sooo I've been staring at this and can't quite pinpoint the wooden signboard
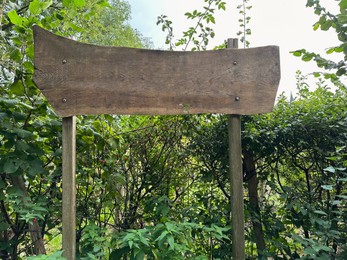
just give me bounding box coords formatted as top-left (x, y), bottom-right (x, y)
top-left (33, 26), bottom-right (280, 117)
top-left (33, 26), bottom-right (280, 260)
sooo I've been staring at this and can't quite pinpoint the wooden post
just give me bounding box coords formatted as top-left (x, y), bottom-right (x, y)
top-left (62, 116), bottom-right (76, 260)
top-left (227, 38), bottom-right (245, 259)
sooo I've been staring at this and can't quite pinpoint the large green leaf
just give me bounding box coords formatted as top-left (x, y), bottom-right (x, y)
top-left (28, 158), bottom-right (45, 176)
top-left (13, 128), bottom-right (34, 138)
top-left (29, 0), bottom-right (42, 15)
top-left (7, 10), bottom-right (23, 26)
top-left (3, 160), bottom-right (20, 174)
top-left (29, 0), bottom-right (53, 15)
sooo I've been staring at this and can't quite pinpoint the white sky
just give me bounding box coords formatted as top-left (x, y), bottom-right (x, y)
top-left (126, 0), bottom-right (342, 96)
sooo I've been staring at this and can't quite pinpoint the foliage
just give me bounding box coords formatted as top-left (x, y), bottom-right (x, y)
top-left (78, 223), bottom-right (109, 259)
top-left (0, 0), bottom-right (147, 258)
top-left (242, 76), bottom-right (347, 258)
top-left (1, 0), bottom-right (347, 259)
top-left (110, 221), bottom-right (230, 259)
top-left (157, 0), bottom-right (226, 50)
top-left (237, 0), bottom-right (252, 47)
top-left (26, 250), bottom-right (65, 260)
top-left (292, 0), bottom-right (347, 83)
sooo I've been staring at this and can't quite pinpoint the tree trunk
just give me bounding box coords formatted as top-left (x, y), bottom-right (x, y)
top-left (10, 175), bottom-right (46, 255)
top-left (243, 151), bottom-right (266, 258)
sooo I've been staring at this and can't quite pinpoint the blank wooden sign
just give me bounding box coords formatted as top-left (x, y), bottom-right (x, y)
top-left (33, 26), bottom-right (280, 117)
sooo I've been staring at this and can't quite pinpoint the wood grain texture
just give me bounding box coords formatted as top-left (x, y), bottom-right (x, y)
top-left (62, 116), bottom-right (76, 260)
top-left (228, 115), bottom-right (245, 259)
top-left (33, 26), bottom-right (280, 117)
top-left (227, 38), bottom-right (245, 260)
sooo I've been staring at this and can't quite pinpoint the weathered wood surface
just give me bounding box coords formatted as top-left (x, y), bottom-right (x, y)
top-left (33, 26), bottom-right (280, 117)
top-left (62, 116), bottom-right (76, 260)
top-left (229, 115), bottom-right (244, 259)
top-left (227, 38), bottom-right (245, 260)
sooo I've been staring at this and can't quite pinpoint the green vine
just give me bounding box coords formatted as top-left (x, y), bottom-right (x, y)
top-left (237, 0), bottom-right (252, 48)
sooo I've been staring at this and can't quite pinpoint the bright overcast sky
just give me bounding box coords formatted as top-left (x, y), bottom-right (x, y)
top-left (126, 0), bottom-right (342, 96)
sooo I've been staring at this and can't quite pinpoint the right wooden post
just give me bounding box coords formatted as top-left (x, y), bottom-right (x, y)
top-left (227, 38), bottom-right (245, 259)
top-left (62, 116), bottom-right (76, 260)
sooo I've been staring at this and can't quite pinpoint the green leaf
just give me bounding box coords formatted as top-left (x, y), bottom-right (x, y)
top-left (16, 140), bottom-right (30, 151)
top-left (314, 210), bottom-right (327, 216)
top-left (10, 48), bottom-right (22, 61)
top-left (302, 53), bottom-right (314, 62)
top-left (7, 10), bottom-right (23, 26)
top-left (13, 128), bottom-right (34, 138)
top-left (0, 97), bottom-right (19, 105)
top-left (324, 166), bottom-right (335, 173)
top-left (42, 0), bottom-right (53, 11)
top-left (155, 230), bottom-right (168, 242)
top-left (292, 51), bottom-right (303, 57)
top-left (316, 245), bottom-right (332, 252)
top-left (28, 159), bottom-right (45, 176)
top-left (336, 68), bottom-right (346, 76)
top-left (19, 101), bottom-right (34, 110)
top-left (3, 160), bottom-right (20, 174)
top-left (313, 22), bottom-right (320, 31)
top-left (340, 0), bottom-right (347, 9)
top-left (304, 247), bottom-right (317, 255)
top-left (326, 48), bottom-right (335, 54)
top-left (139, 234), bottom-right (149, 246)
top-left (321, 20), bottom-right (332, 31)
top-left (10, 81), bottom-right (24, 95)
top-left (73, 0), bottom-right (86, 7)
top-left (29, 0), bottom-right (42, 15)
top-left (135, 251), bottom-right (145, 260)
top-left (167, 235), bottom-right (175, 250)
top-left (321, 185), bottom-right (333, 190)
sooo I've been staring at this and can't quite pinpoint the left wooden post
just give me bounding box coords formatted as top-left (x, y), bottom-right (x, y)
top-left (62, 116), bottom-right (76, 260)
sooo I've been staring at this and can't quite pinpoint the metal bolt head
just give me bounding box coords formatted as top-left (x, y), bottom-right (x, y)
top-left (235, 96), bottom-right (240, 101)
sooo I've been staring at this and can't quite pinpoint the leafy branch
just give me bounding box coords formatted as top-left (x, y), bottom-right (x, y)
top-left (157, 0), bottom-right (226, 51)
top-left (237, 0), bottom-right (252, 48)
top-left (292, 0), bottom-right (347, 84)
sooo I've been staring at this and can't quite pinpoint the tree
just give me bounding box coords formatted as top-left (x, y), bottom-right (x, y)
top-left (0, 0), bottom-right (146, 257)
